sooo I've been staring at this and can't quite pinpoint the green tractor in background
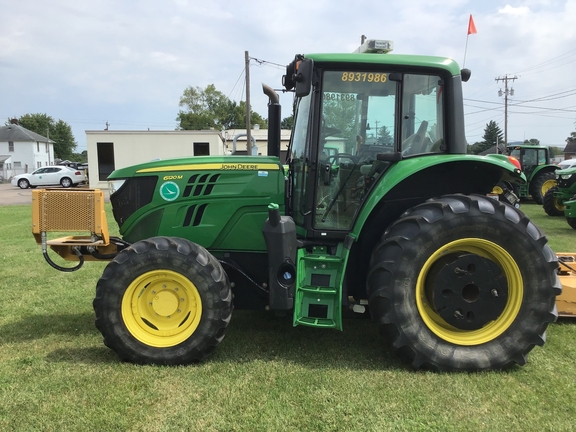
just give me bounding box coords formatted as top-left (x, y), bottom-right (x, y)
top-left (33, 40), bottom-right (560, 372)
top-left (544, 166), bottom-right (576, 229)
top-left (506, 145), bottom-right (558, 204)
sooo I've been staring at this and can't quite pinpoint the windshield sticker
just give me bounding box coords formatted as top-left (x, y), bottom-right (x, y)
top-left (341, 72), bottom-right (387, 83)
top-left (159, 181), bottom-right (180, 201)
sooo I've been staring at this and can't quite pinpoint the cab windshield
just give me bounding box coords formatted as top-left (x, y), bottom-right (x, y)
top-left (290, 69), bottom-right (445, 232)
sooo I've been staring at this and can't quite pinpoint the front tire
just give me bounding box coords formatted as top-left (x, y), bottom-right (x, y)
top-left (543, 186), bottom-right (565, 216)
top-left (93, 236), bottom-right (232, 365)
top-left (367, 194), bottom-right (560, 371)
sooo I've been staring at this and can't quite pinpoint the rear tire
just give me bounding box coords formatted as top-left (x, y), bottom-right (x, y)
top-left (367, 194), bottom-right (559, 371)
top-left (18, 179), bottom-right (30, 189)
top-left (60, 177), bottom-right (72, 188)
top-left (543, 186), bottom-right (565, 216)
top-left (93, 236), bottom-right (232, 365)
top-left (529, 172), bottom-right (556, 204)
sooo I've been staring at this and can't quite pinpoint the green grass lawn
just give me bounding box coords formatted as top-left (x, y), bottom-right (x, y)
top-left (1, 202), bottom-right (576, 431)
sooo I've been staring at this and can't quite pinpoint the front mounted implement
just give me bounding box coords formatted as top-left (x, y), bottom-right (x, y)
top-left (557, 253), bottom-right (576, 317)
top-left (32, 188), bottom-right (124, 271)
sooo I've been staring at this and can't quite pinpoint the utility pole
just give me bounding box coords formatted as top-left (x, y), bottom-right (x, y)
top-left (245, 51), bottom-right (252, 153)
top-left (495, 75), bottom-right (517, 146)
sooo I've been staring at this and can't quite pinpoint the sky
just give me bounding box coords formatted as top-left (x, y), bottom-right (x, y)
top-left (1, 0), bottom-right (575, 153)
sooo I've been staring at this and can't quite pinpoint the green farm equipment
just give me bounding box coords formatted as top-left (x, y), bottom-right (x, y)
top-left (543, 166), bottom-right (576, 217)
top-left (32, 39), bottom-right (560, 372)
top-left (506, 145), bottom-right (558, 204)
top-left (551, 165), bottom-right (576, 228)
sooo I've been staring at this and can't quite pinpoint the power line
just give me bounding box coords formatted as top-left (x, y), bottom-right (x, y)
top-left (249, 57), bottom-right (284, 69)
top-left (511, 47), bottom-right (576, 75)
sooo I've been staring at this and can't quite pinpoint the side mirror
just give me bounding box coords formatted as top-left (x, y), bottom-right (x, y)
top-left (294, 59), bottom-right (314, 97)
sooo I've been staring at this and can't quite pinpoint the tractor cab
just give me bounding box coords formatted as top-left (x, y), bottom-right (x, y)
top-left (507, 145), bottom-right (551, 179)
top-left (282, 42), bottom-right (470, 239)
top-left (506, 145), bottom-right (557, 203)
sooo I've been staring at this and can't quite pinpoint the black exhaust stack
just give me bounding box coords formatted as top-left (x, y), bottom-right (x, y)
top-left (263, 84), bottom-right (281, 158)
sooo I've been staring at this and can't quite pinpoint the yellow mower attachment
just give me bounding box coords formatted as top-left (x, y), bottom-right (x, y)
top-left (32, 188), bottom-right (118, 271)
top-left (557, 253), bottom-right (576, 317)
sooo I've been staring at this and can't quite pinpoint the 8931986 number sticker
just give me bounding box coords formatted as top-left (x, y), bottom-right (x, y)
top-left (324, 93), bottom-right (356, 101)
top-left (342, 72), bottom-right (387, 83)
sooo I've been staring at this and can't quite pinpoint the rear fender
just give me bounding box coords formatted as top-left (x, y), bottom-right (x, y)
top-left (344, 155), bottom-right (523, 299)
top-left (351, 154), bottom-right (524, 238)
top-left (528, 165), bottom-right (557, 181)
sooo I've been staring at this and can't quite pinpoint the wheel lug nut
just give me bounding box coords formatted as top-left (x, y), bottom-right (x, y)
top-left (491, 289), bottom-right (499, 297)
top-left (454, 310), bottom-right (464, 319)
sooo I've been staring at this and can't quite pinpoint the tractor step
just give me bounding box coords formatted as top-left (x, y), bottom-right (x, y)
top-left (293, 246), bottom-right (343, 330)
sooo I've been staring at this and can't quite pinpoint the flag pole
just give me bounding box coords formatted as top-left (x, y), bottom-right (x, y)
top-left (463, 34), bottom-right (470, 67)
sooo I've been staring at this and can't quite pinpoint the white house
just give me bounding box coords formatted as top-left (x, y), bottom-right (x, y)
top-left (85, 128), bottom-right (292, 188)
top-left (0, 121), bottom-right (55, 180)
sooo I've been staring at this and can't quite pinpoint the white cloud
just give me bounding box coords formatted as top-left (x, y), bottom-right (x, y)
top-left (499, 4), bottom-right (531, 15)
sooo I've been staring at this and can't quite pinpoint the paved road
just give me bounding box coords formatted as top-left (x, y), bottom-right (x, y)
top-left (0, 182), bottom-right (35, 205)
top-left (0, 183), bottom-right (109, 206)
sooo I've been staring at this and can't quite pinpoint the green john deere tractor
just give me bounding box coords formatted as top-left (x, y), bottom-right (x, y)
top-left (32, 39), bottom-right (560, 372)
top-left (543, 166), bottom-right (576, 217)
top-left (544, 165), bottom-right (576, 229)
top-left (506, 145), bottom-right (558, 204)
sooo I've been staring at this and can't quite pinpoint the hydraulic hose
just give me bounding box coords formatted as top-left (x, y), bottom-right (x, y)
top-left (43, 246), bottom-right (84, 272)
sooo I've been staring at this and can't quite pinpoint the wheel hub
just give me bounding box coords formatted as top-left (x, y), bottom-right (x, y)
top-left (426, 253), bottom-right (508, 330)
top-left (152, 290), bottom-right (180, 317)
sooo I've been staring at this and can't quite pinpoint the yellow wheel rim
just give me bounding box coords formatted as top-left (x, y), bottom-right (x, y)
top-left (416, 239), bottom-right (523, 346)
top-left (541, 179), bottom-right (556, 196)
top-left (491, 185), bottom-right (504, 195)
top-left (121, 270), bottom-right (202, 347)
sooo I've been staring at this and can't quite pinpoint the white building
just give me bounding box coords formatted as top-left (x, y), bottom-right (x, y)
top-left (86, 130), bottom-right (226, 188)
top-left (223, 127), bottom-right (291, 160)
top-left (0, 122), bottom-right (55, 180)
top-left (85, 128), bottom-right (292, 188)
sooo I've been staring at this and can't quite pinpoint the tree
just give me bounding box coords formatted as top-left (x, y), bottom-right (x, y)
top-left (469, 121), bottom-right (504, 154)
top-left (549, 146), bottom-right (563, 157)
top-left (524, 138), bottom-right (540, 145)
top-left (177, 84), bottom-right (266, 131)
top-left (9, 113), bottom-right (77, 160)
top-left (281, 115), bottom-right (294, 129)
top-left (566, 131), bottom-right (576, 145)
top-left (377, 125), bottom-right (393, 145)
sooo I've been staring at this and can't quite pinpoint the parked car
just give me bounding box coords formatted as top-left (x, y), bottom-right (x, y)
top-left (11, 166), bottom-right (87, 189)
top-left (558, 159), bottom-right (576, 170)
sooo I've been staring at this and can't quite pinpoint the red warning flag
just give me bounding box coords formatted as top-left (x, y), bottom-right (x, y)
top-left (468, 14), bottom-right (477, 35)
